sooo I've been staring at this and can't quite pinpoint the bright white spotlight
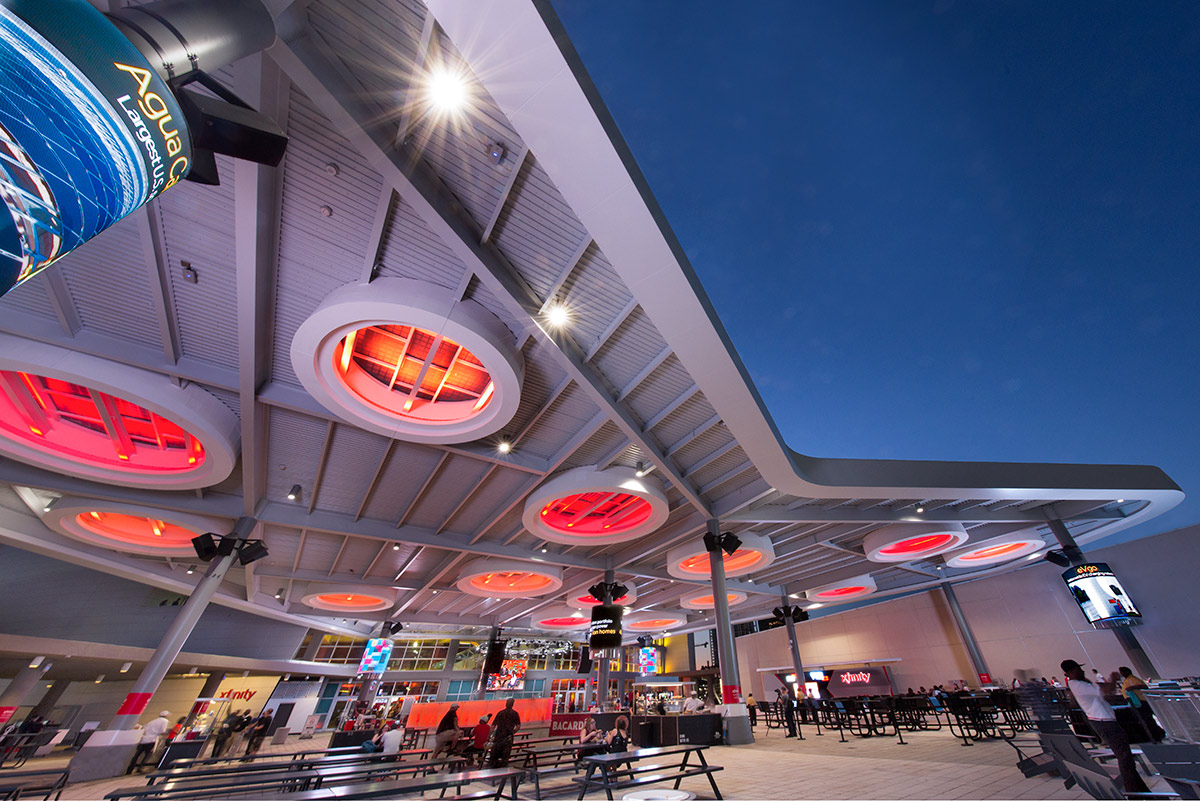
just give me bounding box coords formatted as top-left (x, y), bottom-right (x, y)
top-left (426, 65), bottom-right (470, 113)
top-left (497, 441), bottom-right (512, 454)
top-left (545, 304), bottom-right (570, 328)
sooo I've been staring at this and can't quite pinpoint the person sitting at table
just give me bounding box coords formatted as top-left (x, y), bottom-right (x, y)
top-left (576, 717), bottom-right (606, 762)
top-left (430, 704), bottom-right (461, 761)
top-left (464, 715), bottom-right (490, 765)
top-left (605, 715), bottom-right (630, 753)
top-left (376, 722), bottom-right (405, 757)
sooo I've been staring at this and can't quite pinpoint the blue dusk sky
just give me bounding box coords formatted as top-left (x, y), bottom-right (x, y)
top-left (551, 0), bottom-right (1200, 541)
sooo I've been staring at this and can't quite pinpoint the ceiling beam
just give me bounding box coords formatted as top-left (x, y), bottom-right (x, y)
top-left (537, 233), bottom-right (590, 311)
top-left (307, 421), bottom-right (337, 514)
top-left (360, 187), bottom-right (396, 282)
top-left (134, 201), bottom-right (180, 364)
top-left (42, 270), bottom-right (81, 337)
top-left (481, 147), bottom-right (530, 245)
top-left (584, 298), bottom-right (637, 362)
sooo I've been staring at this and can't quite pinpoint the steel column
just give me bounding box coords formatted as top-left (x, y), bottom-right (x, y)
top-left (941, 582), bottom-right (992, 686)
top-left (706, 519), bottom-right (753, 744)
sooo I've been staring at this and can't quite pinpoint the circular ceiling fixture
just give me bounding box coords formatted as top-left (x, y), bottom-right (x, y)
top-left (564, 579), bottom-right (638, 610)
top-left (624, 613), bottom-right (687, 633)
top-left (666, 532), bottom-right (775, 580)
top-left (43, 498), bottom-right (227, 558)
top-left (301, 585), bottom-right (396, 613)
top-left (529, 605), bottom-right (590, 632)
top-left (0, 336), bottom-right (239, 488)
top-left (456, 557), bottom-right (562, 598)
top-left (805, 575), bottom-right (878, 603)
top-left (863, 523), bottom-right (969, 563)
top-left (523, 466), bottom-right (669, 546)
top-left (291, 279), bottom-right (523, 444)
top-left (679, 588), bottom-right (748, 610)
top-left (943, 533), bottom-right (1045, 569)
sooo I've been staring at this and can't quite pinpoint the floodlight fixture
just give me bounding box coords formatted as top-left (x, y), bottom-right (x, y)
top-left (237, 540), bottom-right (269, 565)
top-left (274, 588), bottom-right (284, 600)
top-left (192, 532), bottom-right (218, 561)
top-left (288, 484), bottom-right (302, 502)
top-left (1043, 550), bottom-right (1073, 568)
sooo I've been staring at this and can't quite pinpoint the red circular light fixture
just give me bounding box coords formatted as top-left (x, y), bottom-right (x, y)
top-left (0, 338), bottom-right (238, 488)
top-left (564, 579), bottom-right (638, 610)
top-left (944, 535), bottom-right (1045, 569)
top-left (531, 605), bottom-right (590, 631)
top-left (302, 585), bottom-right (395, 612)
top-left (456, 557), bottom-right (562, 598)
top-left (805, 575), bottom-right (878, 603)
top-left (43, 499), bottom-right (228, 557)
top-left (667, 532), bottom-right (775, 580)
top-left (680, 589), bottom-right (747, 610)
top-left (291, 279), bottom-right (523, 444)
top-left (523, 466), bottom-right (669, 546)
top-left (864, 524), bottom-right (968, 563)
top-left (625, 613), bottom-right (686, 632)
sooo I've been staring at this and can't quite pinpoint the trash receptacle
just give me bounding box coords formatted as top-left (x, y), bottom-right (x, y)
top-left (636, 720), bottom-right (657, 748)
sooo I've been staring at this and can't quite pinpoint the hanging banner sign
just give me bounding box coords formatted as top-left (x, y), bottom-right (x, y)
top-left (0, 0), bottom-right (192, 295)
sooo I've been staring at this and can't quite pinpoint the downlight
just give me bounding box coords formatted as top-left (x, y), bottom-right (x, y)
top-left (43, 498), bottom-right (227, 558)
top-left (301, 585), bottom-right (396, 613)
top-left (863, 523), bottom-right (969, 563)
top-left (0, 336), bottom-right (238, 488)
top-left (291, 279), bottom-right (522, 444)
top-left (456, 558), bottom-right (562, 598)
top-left (523, 466), bottom-right (669, 546)
top-left (667, 532), bottom-right (776, 580)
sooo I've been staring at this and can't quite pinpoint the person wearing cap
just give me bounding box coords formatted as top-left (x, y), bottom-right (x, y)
top-left (488, 698), bottom-right (521, 768)
top-left (430, 703), bottom-right (461, 761)
top-left (1061, 659), bottom-right (1149, 793)
top-left (126, 710), bottom-right (171, 774)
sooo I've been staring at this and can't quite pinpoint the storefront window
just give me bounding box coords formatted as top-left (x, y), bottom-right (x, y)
top-left (305, 634), bottom-right (369, 664)
top-left (385, 639), bottom-right (452, 671)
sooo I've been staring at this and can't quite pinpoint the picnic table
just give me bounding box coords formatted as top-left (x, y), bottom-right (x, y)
top-left (517, 741), bottom-right (595, 800)
top-left (145, 749), bottom-right (431, 785)
top-left (0, 767), bottom-right (69, 801)
top-left (575, 744), bottom-right (722, 801)
top-left (226, 766), bottom-right (525, 800)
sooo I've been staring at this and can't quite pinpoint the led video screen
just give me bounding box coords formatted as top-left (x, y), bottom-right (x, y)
top-left (1062, 562), bottom-right (1141, 626)
top-left (486, 659), bottom-right (527, 691)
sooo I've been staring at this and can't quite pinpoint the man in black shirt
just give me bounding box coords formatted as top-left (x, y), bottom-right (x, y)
top-left (430, 703), bottom-right (460, 760)
top-left (243, 708), bottom-right (273, 758)
top-left (488, 698), bottom-right (521, 768)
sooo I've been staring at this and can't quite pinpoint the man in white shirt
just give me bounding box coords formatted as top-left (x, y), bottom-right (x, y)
top-left (681, 692), bottom-right (703, 714)
top-left (379, 723), bottom-right (405, 755)
top-left (1061, 659), bottom-right (1149, 793)
top-left (126, 710), bottom-right (171, 774)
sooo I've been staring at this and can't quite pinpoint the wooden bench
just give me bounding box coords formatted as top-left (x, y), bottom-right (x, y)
top-left (0, 768), bottom-right (70, 801)
top-left (231, 766), bottom-right (525, 800)
top-left (575, 744), bottom-right (722, 801)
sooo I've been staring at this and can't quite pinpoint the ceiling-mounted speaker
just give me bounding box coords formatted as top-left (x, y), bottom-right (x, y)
top-left (482, 639), bottom-right (507, 675)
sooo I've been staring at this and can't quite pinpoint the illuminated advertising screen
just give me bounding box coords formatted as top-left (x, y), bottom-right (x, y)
top-left (807, 670), bottom-right (827, 682)
top-left (357, 638), bottom-right (394, 675)
top-left (637, 646), bottom-right (659, 675)
top-left (1062, 562), bottom-right (1141, 626)
top-left (589, 604), bottom-right (623, 650)
top-left (0, 0), bottom-right (192, 295)
top-left (486, 659), bottom-right (527, 691)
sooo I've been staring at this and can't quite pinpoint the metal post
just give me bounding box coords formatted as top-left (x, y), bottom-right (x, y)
top-left (1048, 519), bottom-right (1159, 678)
top-left (596, 569), bottom-right (615, 710)
top-left (29, 679), bottom-right (70, 721)
top-left (109, 516), bottom-right (256, 730)
top-left (780, 590), bottom-right (810, 738)
top-left (476, 626), bottom-right (501, 700)
top-left (941, 582), bottom-right (992, 686)
top-left (0, 662), bottom-right (52, 725)
top-left (706, 519), bottom-right (753, 744)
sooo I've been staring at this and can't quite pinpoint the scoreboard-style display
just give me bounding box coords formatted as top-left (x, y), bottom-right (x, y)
top-left (0, 0), bottom-right (192, 295)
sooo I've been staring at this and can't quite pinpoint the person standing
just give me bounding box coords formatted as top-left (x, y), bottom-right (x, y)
top-left (682, 692), bottom-right (703, 714)
top-left (243, 708), bottom-right (273, 758)
top-left (1061, 659), bottom-right (1149, 793)
top-left (1119, 666), bottom-right (1166, 742)
top-left (488, 698), bottom-right (521, 768)
top-left (126, 711), bottom-right (171, 774)
top-left (746, 693), bottom-right (757, 728)
top-left (430, 703), bottom-right (461, 761)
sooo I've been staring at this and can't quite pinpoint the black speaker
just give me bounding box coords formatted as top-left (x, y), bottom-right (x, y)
top-left (576, 646), bottom-right (593, 675)
top-left (482, 639), bottom-right (507, 674)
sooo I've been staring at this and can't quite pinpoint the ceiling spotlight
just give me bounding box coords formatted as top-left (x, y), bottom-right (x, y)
top-left (1026, 552), bottom-right (1042, 560)
top-left (1116, 499), bottom-right (1125, 504)
top-left (119, 662), bottom-right (132, 673)
top-left (237, 540), bottom-right (270, 566)
top-left (544, 303), bottom-right (570, 328)
top-left (807, 603), bottom-right (824, 609)
top-left (497, 441), bottom-right (512, 454)
top-left (539, 547), bottom-right (548, 553)
top-left (426, 64), bottom-right (470, 113)
top-left (915, 506), bottom-right (925, 514)
top-left (185, 565), bottom-right (195, 575)
top-left (288, 484), bottom-right (302, 502)
top-left (28, 656), bottom-right (44, 669)
top-left (42, 498), bottom-right (55, 513)
top-left (94, 674), bottom-right (105, 684)
top-left (634, 462), bottom-right (647, 478)
top-left (789, 593), bottom-right (800, 599)
top-left (274, 588), bottom-right (284, 600)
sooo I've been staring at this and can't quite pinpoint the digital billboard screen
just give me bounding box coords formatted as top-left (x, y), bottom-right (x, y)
top-left (357, 638), bottom-right (393, 675)
top-left (0, 0), bottom-right (192, 295)
top-left (637, 647), bottom-right (659, 675)
top-left (1062, 562), bottom-right (1141, 626)
top-left (486, 659), bottom-right (527, 692)
top-left (589, 604), bottom-right (623, 650)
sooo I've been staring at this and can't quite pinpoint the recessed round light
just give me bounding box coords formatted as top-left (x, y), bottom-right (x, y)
top-left (43, 499), bottom-right (227, 557)
top-left (456, 558), bottom-right (562, 598)
top-left (667, 532), bottom-right (775, 580)
top-left (523, 466), bottom-right (669, 546)
top-left (943, 535), bottom-right (1045, 569)
top-left (679, 589), bottom-right (747, 610)
top-left (301, 586), bottom-right (395, 612)
top-left (531, 605), bottom-right (591, 631)
top-left (864, 524), bottom-right (969, 563)
top-left (805, 575), bottom-right (877, 603)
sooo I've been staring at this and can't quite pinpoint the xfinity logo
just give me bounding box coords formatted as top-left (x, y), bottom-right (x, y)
top-left (839, 672), bottom-right (871, 684)
top-left (218, 689), bottom-right (258, 701)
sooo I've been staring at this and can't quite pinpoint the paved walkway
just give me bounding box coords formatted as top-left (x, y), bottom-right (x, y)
top-left (33, 725), bottom-right (1094, 800)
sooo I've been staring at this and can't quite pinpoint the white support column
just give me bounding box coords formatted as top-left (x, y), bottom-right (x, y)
top-left (706, 519), bottom-right (753, 744)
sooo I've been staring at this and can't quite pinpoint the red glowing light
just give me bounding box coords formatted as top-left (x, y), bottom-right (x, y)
top-left (677, 549), bottom-right (763, 575)
top-left (816, 586), bottom-right (868, 598)
top-left (629, 619), bottom-right (678, 629)
top-left (469, 571), bottom-right (554, 593)
top-left (687, 594), bottom-right (740, 607)
top-left (314, 593), bottom-right (385, 609)
top-left (960, 542), bottom-right (1030, 562)
top-left (878, 533), bottom-right (956, 556)
top-left (76, 512), bottom-right (196, 550)
top-left (539, 492), bottom-right (652, 537)
top-left (0, 371), bottom-right (206, 474)
top-left (539, 617), bottom-right (586, 627)
top-left (333, 325), bottom-right (493, 424)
